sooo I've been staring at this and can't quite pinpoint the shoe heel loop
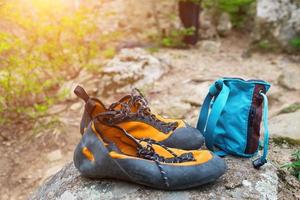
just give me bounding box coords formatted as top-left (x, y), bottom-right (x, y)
top-left (74, 85), bottom-right (90, 102)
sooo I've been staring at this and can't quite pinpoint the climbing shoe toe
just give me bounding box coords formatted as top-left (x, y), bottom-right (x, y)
top-left (160, 123), bottom-right (205, 150)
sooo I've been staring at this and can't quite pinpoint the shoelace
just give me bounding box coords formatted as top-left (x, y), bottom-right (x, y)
top-left (94, 115), bottom-right (195, 188)
top-left (108, 89), bottom-right (178, 133)
top-left (137, 138), bottom-right (195, 187)
top-left (74, 85), bottom-right (178, 134)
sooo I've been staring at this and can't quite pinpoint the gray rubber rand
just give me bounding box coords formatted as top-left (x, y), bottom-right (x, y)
top-left (73, 125), bottom-right (227, 190)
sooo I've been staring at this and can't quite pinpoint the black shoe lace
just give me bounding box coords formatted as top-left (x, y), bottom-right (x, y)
top-left (137, 138), bottom-right (195, 187)
top-left (107, 89), bottom-right (178, 133)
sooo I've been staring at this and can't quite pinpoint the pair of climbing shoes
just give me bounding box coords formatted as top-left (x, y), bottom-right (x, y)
top-left (73, 86), bottom-right (227, 190)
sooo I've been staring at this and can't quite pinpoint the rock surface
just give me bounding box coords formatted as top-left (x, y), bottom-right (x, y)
top-left (100, 48), bottom-right (170, 94)
top-left (217, 12), bottom-right (232, 37)
top-left (278, 66), bottom-right (300, 91)
top-left (256, 0), bottom-right (300, 52)
top-left (47, 150), bottom-right (63, 162)
top-left (31, 157), bottom-right (278, 200)
top-left (198, 40), bottom-right (221, 53)
top-left (269, 110), bottom-right (300, 139)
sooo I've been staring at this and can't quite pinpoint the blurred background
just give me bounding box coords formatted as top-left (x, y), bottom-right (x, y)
top-left (0, 0), bottom-right (299, 199)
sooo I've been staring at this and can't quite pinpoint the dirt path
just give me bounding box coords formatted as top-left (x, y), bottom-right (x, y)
top-left (1, 33), bottom-right (299, 200)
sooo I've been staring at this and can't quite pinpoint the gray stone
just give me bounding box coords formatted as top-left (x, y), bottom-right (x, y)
top-left (151, 99), bottom-right (192, 119)
top-left (199, 10), bottom-right (218, 39)
top-left (278, 67), bottom-right (300, 90)
top-left (255, 166), bottom-right (278, 200)
top-left (217, 12), bottom-right (232, 36)
top-left (30, 156), bottom-right (278, 200)
top-left (180, 81), bottom-right (212, 107)
top-left (256, 0), bottom-right (300, 52)
top-left (269, 110), bottom-right (300, 139)
top-left (198, 40), bottom-right (221, 53)
top-left (242, 180), bottom-right (252, 187)
top-left (100, 48), bottom-right (170, 94)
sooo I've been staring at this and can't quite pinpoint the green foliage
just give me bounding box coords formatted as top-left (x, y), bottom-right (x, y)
top-left (255, 39), bottom-right (280, 52)
top-left (146, 47), bottom-right (160, 53)
top-left (273, 137), bottom-right (300, 147)
top-left (32, 116), bottom-right (64, 136)
top-left (279, 103), bottom-right (300, 114)
top-left (161, 27), bottom-right (196, 48)
top-left (203, 0), bottom-right (256, 27)
top-left (102, 47), bottom-right (117, 59)
top-left (282, 150), bottom-right (300, 181)
top-left (258, 39), bottom-right (272, 49)
top-left (289, 37), bottom-right (300, 50)
top-left (0, 1), bottom-right (121, 124)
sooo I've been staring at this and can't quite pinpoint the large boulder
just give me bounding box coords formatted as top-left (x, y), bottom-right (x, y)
top-left (269, 110), bottom-right (300, 139)
top-left (255, 0), bottom-right (300, 52)
top-left (99, 48), bottom-right (170, 95)
top-left (30, 157), bottom-right (279, 200)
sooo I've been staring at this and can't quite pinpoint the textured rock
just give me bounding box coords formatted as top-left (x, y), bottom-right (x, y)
top-left (47, 150), bottom-right (63, 162)
top-left (278, 66), bottom-right (300, 90)
top-left (256, 0), bottom-right (300, 52)
top-left (100, 48), bottom-right (170, 94)
top-left (31, 157), bottom-right (278, 200)
top-left (198, 40), bottom-right (221, 53)
top-left (199, 10), bottom-right (232, 38)
top-left (199, 10), bottom-right (218, 39)
top-left (269, 110), bottom-right (300, 139)
top-left (151, 99), bottom-right (192, 118)
top-left (217, 12), bottom-right (232, 36)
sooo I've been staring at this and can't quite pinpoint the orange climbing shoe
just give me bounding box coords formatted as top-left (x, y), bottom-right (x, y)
top-left (74, 85), bottom-right (204, 150)
top-left (74, 119), bottom-right (227, 190)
